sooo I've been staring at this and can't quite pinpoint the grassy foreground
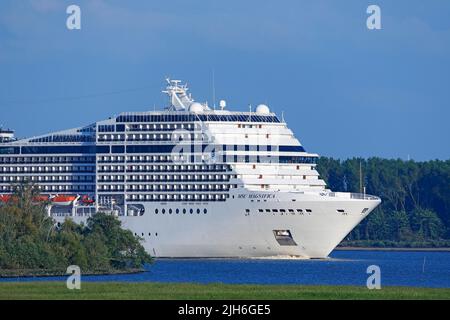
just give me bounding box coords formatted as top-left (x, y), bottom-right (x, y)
top-left (0, 282), bottom-right (449, 300)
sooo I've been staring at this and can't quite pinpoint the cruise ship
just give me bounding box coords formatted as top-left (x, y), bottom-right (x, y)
top-left (0, 79), bottom-right (381, 258)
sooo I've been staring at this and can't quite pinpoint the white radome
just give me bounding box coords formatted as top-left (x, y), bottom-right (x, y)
top-left (256, 104), bottom-right (270, 114)
top-left (189, 102), bottom-right (204, 113)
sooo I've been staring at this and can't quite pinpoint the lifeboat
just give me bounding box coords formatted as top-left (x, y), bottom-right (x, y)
top-left (1, 194), bottom-right (49, 203)
top-left (81, 195), bottom-right (95, 204)
top-left (0, 195), bottom-right (12, 203)
top-left (51, 195), bottom-right (80, 206)
top-left (33, 195), bottom-right (50, 203)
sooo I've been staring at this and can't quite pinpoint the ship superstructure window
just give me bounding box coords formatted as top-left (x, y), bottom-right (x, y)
top-left (116, 114), bottom-right (280, 123)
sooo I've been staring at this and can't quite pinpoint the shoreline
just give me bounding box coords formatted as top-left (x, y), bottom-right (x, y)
top-left (336, 246), bottom-right (450, 252)
top-left (0, 268), bottom-right (145, 279)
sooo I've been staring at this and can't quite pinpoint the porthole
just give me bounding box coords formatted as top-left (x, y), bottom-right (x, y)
top-left (203, 208), bottom-right (207, 214)
top-left (155, 209), bottom-right (158, 214)
top-left (197, 208), bottom-right (200, 214)
top-left (183, 208), bottom-right (186, 214)
top-left (176, 208), bottom-right (179, 214)
top-left (148, 233), bottom-right (151, 236)
top-left (169, 208), bottom-right (172, 214)
top-left (190, 208), bottom-right (193, 214)
top-left (155, 232), bottom-right (158, 236)
top-left (162, 209), bottom-right (166, 214)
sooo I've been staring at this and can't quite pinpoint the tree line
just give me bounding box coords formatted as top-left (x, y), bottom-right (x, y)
top-left (317, 157), bottom-right (450, 247)
top-left (0, 184), bottom-right (152, 274)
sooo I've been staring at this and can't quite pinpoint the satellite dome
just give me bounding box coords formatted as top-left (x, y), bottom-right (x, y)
top-left (256, 104), bottom-right (270, 114)
top-left (189, 102), bottom-right (204, 113)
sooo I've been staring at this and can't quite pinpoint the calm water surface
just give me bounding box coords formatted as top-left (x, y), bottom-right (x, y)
top-left (1, 250), bottom-right (449, 288)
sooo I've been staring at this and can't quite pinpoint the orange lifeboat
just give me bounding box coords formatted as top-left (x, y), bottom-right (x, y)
top-left (81, 195), bottom-right (95, 204)
top-left (33, 195), bottom-right (50, 203)
top-left (1, 195), bottom-right (48, 203)
top-left (0, 195), bottom-right (12, 203)
top-left (51, 195), bottom-right (79, 206)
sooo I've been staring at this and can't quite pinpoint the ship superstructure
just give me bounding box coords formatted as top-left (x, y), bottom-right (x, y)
top-left (0, 79), bottom-right (380, 258)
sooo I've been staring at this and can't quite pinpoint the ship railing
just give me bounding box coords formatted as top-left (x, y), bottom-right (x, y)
top-left (326, 192), bottom-right (380, 201)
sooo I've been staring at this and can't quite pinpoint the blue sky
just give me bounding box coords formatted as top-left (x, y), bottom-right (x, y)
top-left (0, 0), bottom-right (449, 160)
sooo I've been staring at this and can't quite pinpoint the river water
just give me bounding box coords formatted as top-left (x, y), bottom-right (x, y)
top-left (1, 250), bottom-right (449, 288)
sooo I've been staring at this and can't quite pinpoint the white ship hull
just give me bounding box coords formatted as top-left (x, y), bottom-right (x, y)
top-left (63, 190), bottom-right (380, 258)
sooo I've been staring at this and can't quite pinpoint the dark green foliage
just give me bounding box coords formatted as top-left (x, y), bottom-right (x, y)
top-left (317, 157), bottom-right (450, 246)
top-left (0, 183), bottom-right (152, 272)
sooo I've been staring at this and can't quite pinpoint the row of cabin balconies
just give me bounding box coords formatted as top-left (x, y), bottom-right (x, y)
top-left (97, 176), bottom-right (230, 183)
top-left (125, 184), bottom-right (230, 192)
top-left (125, 193), bottom-right (228, 202)
top-left (0, 156), bottom-right (95, 164)
top-left (0, 175), bottom-right (95, 183)
top-left (97, 165), bottom-right (231, 173)
top-left (0, 166), bottom-right (95, 173)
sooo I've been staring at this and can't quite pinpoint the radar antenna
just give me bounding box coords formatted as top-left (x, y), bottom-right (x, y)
top-left (162, 78), bottom-right (194, 111)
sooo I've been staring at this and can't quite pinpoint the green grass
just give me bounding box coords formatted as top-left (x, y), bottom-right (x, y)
top-left (0, 282), bottom-right (449, 300)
